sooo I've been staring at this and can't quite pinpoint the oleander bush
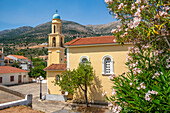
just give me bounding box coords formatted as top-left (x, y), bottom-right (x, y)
top-left (104, 0), bottom-right (170, 112)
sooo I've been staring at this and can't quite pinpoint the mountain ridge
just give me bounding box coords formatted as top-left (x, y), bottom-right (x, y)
top-left (0, 20), bottom-right (120, 45)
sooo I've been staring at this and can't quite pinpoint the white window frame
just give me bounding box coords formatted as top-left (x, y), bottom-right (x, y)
top-left (80, 56), bottom-right (89, 63)
top-left (102, 55), bottom-right (114, 75)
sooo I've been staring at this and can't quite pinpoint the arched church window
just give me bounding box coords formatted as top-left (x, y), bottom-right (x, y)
top-left (53, 26), bottom-right (56, 33)
top-left (52, 37), bottom-right (56, 47)
top-left (105, 58), bottom-right (111, 74)
top-left (56, 75), bottom-right (60, 83)
top-left (102, 55), bottom-right (114, 75)
top-left (80, 56), bottom-right (89, 63)
top-left (82, 58), bottom-right (87, 63)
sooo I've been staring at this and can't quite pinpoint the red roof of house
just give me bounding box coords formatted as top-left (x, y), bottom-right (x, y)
top-left (64, 36), bottom-right (117, 46)
top-left (44, 64), bottom-right (67, 71)
top-left (10, 55), bottom-right (28, 59)
top-left (4, 56), bottom-right (12, 60)
top-left (0, 66), bottom-right (29, 74)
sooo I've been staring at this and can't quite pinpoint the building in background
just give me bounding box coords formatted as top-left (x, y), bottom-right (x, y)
top-left (0, 66), bottom-right (29, 85)
top-left (6, 55), bottom-right (32, 70)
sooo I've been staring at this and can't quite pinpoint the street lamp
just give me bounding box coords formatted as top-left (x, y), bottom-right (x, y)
top-left (37, 76), bottom-right (44, 99)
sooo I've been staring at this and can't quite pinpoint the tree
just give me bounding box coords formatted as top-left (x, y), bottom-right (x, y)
top-left (104, 0), bottom-right (170, 112)
top-left (28, 58), bottom-right (46, 78)
top-left (56, 62), bottom-right (95, 107)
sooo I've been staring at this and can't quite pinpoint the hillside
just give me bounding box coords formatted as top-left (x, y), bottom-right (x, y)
top-left (0, 20), bottom-right (120, 45)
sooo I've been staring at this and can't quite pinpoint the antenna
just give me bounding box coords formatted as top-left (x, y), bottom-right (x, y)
top-left (56, 10), bottom-right (58, 13)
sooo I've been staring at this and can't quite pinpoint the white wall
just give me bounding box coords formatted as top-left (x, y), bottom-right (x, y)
top-left (0, 72), bottom-right (29, 85)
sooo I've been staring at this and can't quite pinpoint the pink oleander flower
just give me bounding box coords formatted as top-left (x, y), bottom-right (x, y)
top-left (166, 64), bottom-right (170, 68)
top-left (125, 28), bottom-right (129, 31)
top-left (112, 89), bottom-right (116, 95)
top-left (140, 82), bottom-right (146, 89)
top-left (135, 0), bottom-right (141, 4)
top-left (120, 35), bottom-right (124, 38)
top-left (166, 58), bottom-right (170, 63)
top-left (111, 29), bottom-right (117, 33)
top-left (108, 102), bottom-right (113, 110)
top-left (155, 72), bottom-right (160, 76)
top-left (117, 25), bottom-right (121, 29)
top-left (102, 92), bottom-right (107, 97)
top-left (113, 39), bottom-right (116, 42)
top-left (159, 11), bottom-right (168, 16)
top-left (112, 105), bottom-right (121, 113)
top-left (134, 47), bottom-right (140, 53)
top-left (118, 3), bottom-right (124, 9)
top-left (153, 50), bottom-right (159, 56)
top-left (124, 32), bottom-right (128, 36)
top-left (108, 74), bottom-right (115, 80)
top-left (130, 83), bottom-right (132, 86)
top-left (137, 87), bottom-right (140, 90)
top-left (131, 3), bottom-right (135, 10)
top-left (151, 90), bottom-right (158, 95)
top-left (141, 5), bottom-right (145, 10)
top-left (145, 93), bottom-right (151, 101)
top-left (105, 0), bottom-right (112, 4)
top-left (142, 45), bottom-right (149, 49)
top-left (152, 76), bottom-right (155, 79)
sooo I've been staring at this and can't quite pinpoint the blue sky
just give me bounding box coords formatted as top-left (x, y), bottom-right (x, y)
top-left (0, 0), bottom-right (116, 31)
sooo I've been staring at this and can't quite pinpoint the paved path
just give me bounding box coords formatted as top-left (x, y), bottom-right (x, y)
top-left (0, 90), bottom-right (22, 104)
top-left (8, 83), bottom-right (47, 98)
top-left (7, 83), bottom-right (73, 113)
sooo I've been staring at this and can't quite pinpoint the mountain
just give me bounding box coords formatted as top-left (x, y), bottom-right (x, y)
top-left (0, 20), bottom-right (120, 45)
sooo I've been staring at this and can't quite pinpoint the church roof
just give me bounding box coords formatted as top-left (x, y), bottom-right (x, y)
top-left (53, 13), bottom-right (60, 19)
top-left (0, 66), bottom-right (29, 74)
top-left (64, 36), bottom-right (117, 46)
top-left (44, 63), bottom-right (67, 71)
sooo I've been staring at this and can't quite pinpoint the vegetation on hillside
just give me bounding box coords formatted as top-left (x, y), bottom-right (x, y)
top-left (3, 47), bottom-right (48, 58)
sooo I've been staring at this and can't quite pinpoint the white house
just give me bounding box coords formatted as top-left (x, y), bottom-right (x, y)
top-left (6, 55), bottom-right (31, 70)
top-left (0, 66), bottom-right (29, 85)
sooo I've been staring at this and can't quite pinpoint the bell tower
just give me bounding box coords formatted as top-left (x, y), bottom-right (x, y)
top-left (48, 11), bottom-right (65, 66)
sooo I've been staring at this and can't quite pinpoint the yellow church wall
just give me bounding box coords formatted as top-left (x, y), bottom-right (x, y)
top-left (48, 48), bottom-right (65, 66)
top-left (48, 49), bottom-right (60, 66)
top-left (68, 44), bottom-right (132, 102)
top-left (47, 71), bottom-right (64, 94)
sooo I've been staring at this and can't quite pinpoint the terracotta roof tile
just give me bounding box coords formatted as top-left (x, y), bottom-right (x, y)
top-left (44, 64), bottom-right (67, 71)
top-left (4, 56), bottom-right (12, 60)
top-left (0, 66), bottom-right (29, 74)
top-left (64, 36), bottom-right (116, 46)
top-left (10, 55), bottom-right (28, 59)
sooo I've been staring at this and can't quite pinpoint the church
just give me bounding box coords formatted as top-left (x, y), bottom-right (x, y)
top-left (44, 12), bottom-right (132, 103)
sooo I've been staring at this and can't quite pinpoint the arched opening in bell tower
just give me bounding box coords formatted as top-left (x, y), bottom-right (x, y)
top-left (52, 37), bottom-right (56, 47)
top-left (53, 26), bottom-right (56, 33)
top-left (60, 37), bottom-right (63, 47)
